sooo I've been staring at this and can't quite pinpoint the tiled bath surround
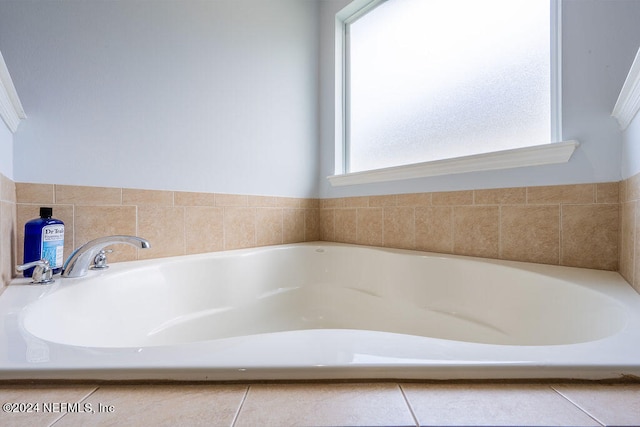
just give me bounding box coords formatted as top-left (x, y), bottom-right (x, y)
top-left (0, 173), bottom-right (17, 288)
top-left (320, 182), bottom-right (620, 271)
top-left (0, 178), bottom-right (635, 293)
top-left (619, 173), bottom-right (640, 294)
top-left (13, 183), bottom-right (321, 267)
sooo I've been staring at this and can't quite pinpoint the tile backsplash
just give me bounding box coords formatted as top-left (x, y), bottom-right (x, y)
top-left (320, 183), bottom-right (620, 271)
top-left (15, 183), bottom-right (320, 266)
top-left (0, 173), bottom-right (17, 288)
top-left (619, 173), bottom-right (640, 294)
top-left (0, 178), bottom-right (635, 293)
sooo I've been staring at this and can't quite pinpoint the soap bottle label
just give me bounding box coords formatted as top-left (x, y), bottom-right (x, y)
top-left (41, 224), bottom-right (65, 269)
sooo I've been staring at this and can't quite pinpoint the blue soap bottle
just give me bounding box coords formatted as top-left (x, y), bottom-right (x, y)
top-left (23, 207), bottom-right (65, 277)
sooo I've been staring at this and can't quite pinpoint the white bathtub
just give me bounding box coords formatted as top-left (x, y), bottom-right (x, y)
top-left (1, 242), bottom-right (640, 381)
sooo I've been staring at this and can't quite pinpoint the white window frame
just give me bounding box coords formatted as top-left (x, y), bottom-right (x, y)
top-left (328, 0), bottom-right (576, 187)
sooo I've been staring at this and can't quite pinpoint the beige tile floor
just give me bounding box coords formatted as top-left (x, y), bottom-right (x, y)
top-left (0, 381), bottom-right (639, 427)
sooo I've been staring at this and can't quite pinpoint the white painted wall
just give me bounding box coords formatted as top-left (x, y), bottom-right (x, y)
top-left (319, 0), bottom-right (640, 197)
top-left (3, 0), bottom-right (640, 198)
top-left (0, 0), bottom-right (319, 197)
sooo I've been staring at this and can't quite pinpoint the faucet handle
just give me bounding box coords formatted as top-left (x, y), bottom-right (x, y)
top-left (16, 259), bottom-right (55, 284)
top-left (90, 249), bottom-right (113, 270)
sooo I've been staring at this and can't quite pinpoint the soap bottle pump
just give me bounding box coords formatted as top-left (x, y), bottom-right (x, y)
top-left (23, 207), bottom-right (65, 277)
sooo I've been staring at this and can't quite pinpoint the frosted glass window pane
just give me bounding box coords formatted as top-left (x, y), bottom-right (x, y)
top-left (347, 0), bottom-right (551, 173)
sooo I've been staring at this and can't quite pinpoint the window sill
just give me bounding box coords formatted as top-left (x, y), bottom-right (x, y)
top-left (327, 140), bottom-right (579, 187)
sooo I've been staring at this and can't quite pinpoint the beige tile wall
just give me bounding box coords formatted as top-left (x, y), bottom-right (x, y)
top-left (15, 183), bottom-right (320, 266)
top-left (321, 182), bottom-right (620, 271)
top-left (0, 173), bottom-right (17, 289)
top-left (3, 180), bottom-right (628, 290)
top-left (619, 172), bottom-right (640, 293)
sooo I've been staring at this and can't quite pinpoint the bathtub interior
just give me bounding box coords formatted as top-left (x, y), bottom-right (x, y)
top-left (19, 244), bottom-right (628, 349)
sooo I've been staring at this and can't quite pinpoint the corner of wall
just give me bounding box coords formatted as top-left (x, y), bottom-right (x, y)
top-left (0, 172), bottom-right (17, 289)
top-left (620, 167), bottom-right (640, 295)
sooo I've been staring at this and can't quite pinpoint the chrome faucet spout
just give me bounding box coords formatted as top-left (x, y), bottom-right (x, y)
top-left (62, 235), bottom-right (150, 278)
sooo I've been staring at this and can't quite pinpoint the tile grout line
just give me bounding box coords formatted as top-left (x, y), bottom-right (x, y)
top-left (222, 206), bottom-right (227, 251)
top-left (182, 205), bottom-right (186, 256)
top-left (633, 199), bottom-right (637, 287)
top-left (549, 385), bottom-right (606, 427)
top-left (230, 385), bottom-right (251, 427)
top-left (498, 204), bottom-right (503, 259)
top-left (49, 385), bottom-right (100, 427)
top-left (559, 203), bottom-right (564, 265)
top-left (397, 384), bottom-right (420, 427)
